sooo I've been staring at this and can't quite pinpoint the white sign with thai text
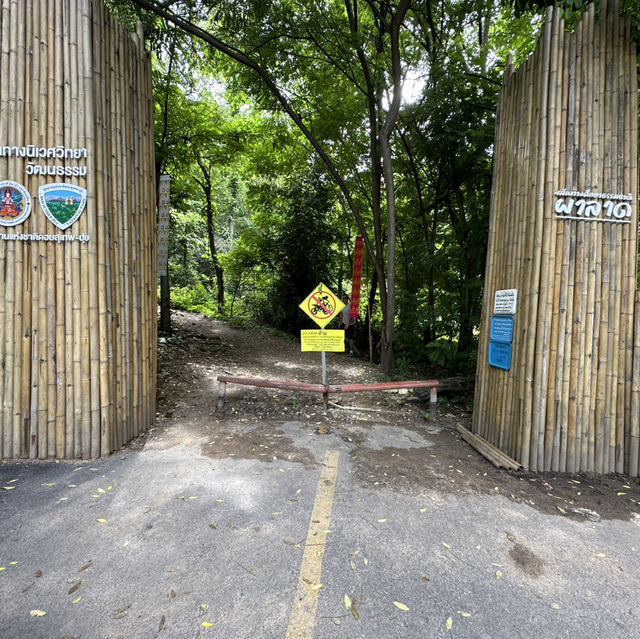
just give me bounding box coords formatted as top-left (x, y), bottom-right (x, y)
top-left (554, 189), bottom-right (633, 223)
top-left (494, 289), bottom-right (517, 315)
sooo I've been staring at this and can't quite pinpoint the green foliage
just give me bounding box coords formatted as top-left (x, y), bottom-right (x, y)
top-left (170, 284), bottom-right (219, 317)
top-left (224, 164), bottom-right (340, 333)
top-left (122, 0), bottom-right (567, 373)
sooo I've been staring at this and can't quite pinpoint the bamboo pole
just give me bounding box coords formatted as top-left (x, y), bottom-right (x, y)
top-left (0, 0), bottom-right (12, 458)
top-left (19, 0), bottom-right (34, 459)
top-left (53, 0), bottom-right (66, 459)
top-left (631, 290), bottom-right (640, 477)
top-left (0, 0), bottom-right (6, 458)
top-left (533, 7), bottom-right (561, 471)
top-left (61, 0), bottom-right (74, 458)
top-left (626, 10), bottom-right (639, 476)
top-left (545, 20), bottom-right (568, 471)
top-left (579, 4), bottom-right (595, 472)
top-left (93, 0), bottom-right (113, 456)
top-left (46, 0), bottom-right (58, 459)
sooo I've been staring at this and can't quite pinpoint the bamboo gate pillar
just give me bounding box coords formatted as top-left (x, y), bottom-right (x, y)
top-left (472, 0), bottom-right (640, 476)
top-left (0, 1), bottom-right (156, 459)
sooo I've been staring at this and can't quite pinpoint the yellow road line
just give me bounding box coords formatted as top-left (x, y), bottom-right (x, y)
top-left (286, 449), bottom-right (340, 639)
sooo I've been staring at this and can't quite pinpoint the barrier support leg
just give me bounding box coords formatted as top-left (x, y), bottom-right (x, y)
top-left (430, 387), bottom-right (437, 420)
top-left (217, 381), bottom-right (226, 412)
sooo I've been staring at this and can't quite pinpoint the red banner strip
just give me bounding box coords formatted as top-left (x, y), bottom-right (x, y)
top-left (349, 236), bottom-right (364, 318)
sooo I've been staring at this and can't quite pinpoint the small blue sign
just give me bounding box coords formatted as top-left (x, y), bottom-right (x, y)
top-left (489, 341), bottom-right (512, 370)
top-left (490, 315), bottom-right (514, 343)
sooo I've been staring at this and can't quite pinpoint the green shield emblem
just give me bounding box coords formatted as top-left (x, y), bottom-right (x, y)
top-left (38, 183), bottom-right (87, 230)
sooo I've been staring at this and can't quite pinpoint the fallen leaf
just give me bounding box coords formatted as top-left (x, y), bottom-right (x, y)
top-left (377, 519), bottom-right (387, 523)
top-left (96, 518), bottom-right (107, 524)
top-left (68, 581), bottom-right (81, 595)
top-left (2, 486), bottom-right (15, 490)
top-left (442, 542), bottom-right (451, 549)
top-left (458, 611), bottom-right (472, 617)
top-left (30, 610), bottom-right (47, 617)
top-left (496, 570), bottom-right (503, 579)
top-left (0, 567), bottom-right (5, 572)
top-left (393, 601), bottom-right (409, 611)
top-left (551, 603), bottom-right (560, 610)
top-left (311, 583), bottom-right (323, 590)
top-left (201, 604), bottom-right (209, 611)
top-left (79, 562), bottom-right (92, 572)
top-left (446, 616), bottom-right (453, 630)
top-left (202, 622), bottom-right (213, 628)
top-left (41, 483), bottom-right (56, 487)
top-left (112, 604), bottom-right (131, 619)
top-left (617, 492), bottom-right (626, 496)
top-left (35, 570), bottom-right (42, 578)
top-left (158, 616), bottom-right (166, 632)
top-left (72, 597), bottom-right (82, 604)
top-left (344, 594), bottom-right (352, 610)
top-left (97, 488), bottom-right (105, 494)
top-left (419, 508), bottom-right (427, 513)
top-left (595, 553), bottom-right (606, 558)
top-left (123, 541), bottom-right (129, 547)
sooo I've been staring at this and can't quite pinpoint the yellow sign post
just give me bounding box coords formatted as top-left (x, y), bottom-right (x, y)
top-left (301, 330), bottom-right (345, 352)
top-left (299, 282), bottom-right (344, 329)
top-left (299, 283), bottom-right (346, 408)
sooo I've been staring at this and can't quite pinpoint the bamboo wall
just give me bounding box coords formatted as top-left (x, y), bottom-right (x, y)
top-left (0, 0), bottom-right (156, 459)
top-left (472, 0), bottom-right (640, 475)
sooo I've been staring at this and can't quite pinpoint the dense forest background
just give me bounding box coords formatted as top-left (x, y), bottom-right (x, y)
top-left (107, 0), bottom-right (638, 375)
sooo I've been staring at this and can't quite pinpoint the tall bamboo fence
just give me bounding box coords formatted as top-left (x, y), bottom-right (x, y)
top-left (0, 0), bottom-right (156, 459)
top-left (472, 0), bottom-right (640, 475)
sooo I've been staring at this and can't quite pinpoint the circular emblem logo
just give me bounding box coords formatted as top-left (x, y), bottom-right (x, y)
top-left (0, 180), bottom-right (32, 227)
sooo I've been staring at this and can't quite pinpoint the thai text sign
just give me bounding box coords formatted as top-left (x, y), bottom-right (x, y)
top-left (490, 315), bottom-right (514, 343)
top-left (554, 189), bottom-right (632, 223)
top-left (488, 341), bottom-right (512, 370)
top-left (350, 236), bottom-right (364, 318)
top-left (493, 289), bottom-right (517, 315)
top-left (157, 175), bottom-right (170, 277)
top-left (300, 330), bottom-right (345, 352)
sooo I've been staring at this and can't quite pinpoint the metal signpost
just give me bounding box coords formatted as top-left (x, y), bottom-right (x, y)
top-left (299, 283), bottom-right (345, 407)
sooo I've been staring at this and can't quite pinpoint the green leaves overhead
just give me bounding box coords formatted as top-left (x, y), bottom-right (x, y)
top-left (118, 0), bottom-right (574, 372)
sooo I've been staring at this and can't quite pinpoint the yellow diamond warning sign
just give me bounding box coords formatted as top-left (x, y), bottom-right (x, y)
top-left (299, 282), bottom-right (344, 328)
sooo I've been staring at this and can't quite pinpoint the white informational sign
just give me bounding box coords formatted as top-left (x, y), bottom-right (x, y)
top-left (493, 289), bottom-right (517, 315)
top-left (157, 175), bottom-right (170, 277)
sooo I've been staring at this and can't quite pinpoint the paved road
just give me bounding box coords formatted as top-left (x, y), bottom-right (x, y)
top-left (1, 419), bottom-right (639, 639)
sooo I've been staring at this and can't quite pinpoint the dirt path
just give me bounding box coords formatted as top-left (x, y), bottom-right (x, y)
top-left (153, 311), bottom-right (640, 524)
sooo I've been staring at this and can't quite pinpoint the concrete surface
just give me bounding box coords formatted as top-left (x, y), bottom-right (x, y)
top-left (1, 420), bottom-right (639, 639)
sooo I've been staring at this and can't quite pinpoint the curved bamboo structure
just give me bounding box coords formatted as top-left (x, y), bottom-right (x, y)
top-left (473, 0), bottom-right (639, 475)
top-left (0, 0), bottom-right (156, 459)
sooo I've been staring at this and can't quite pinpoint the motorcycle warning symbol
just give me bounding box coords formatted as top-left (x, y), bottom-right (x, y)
top-left (299, 282), bottom-right (344, 329)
